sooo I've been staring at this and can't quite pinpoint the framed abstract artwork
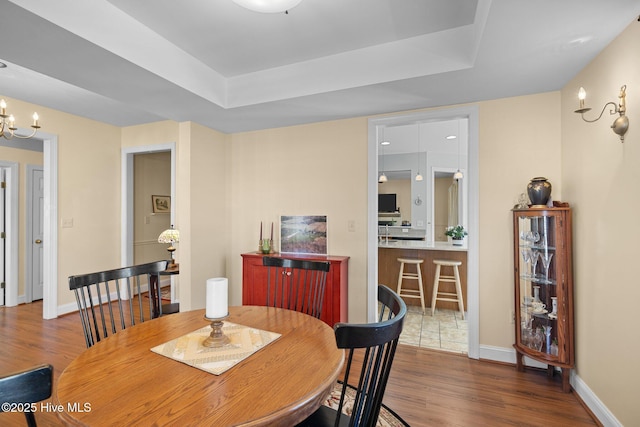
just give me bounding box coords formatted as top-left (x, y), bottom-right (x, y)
top-left (280, 215), bottom-right (327, 255)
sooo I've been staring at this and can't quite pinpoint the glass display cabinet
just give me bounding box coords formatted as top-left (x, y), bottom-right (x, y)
top-left (512, 204), bottom-right (574, 392)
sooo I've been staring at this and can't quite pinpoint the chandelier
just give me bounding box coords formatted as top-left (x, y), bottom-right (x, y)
top-left (0, 99), bottom-right (40, 140)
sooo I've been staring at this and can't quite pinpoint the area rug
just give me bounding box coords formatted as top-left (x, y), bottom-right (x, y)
top-left (324, 382), bottom-right (410, 427)
top-left (144, 286), bottom-right (171, 301)
top-left (159, 286), bottom-right (171, 301)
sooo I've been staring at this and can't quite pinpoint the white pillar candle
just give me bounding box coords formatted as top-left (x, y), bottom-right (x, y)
top-left (206, 277), bottom-right (228, 319)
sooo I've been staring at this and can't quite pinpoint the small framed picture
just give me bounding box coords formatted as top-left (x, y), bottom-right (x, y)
top-left (280, 215), bottom-right (327, 255)
top-left (152, 195), bottom-right (171, 214)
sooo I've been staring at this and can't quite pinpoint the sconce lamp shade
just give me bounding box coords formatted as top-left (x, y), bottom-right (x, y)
top-left (158, 225), bottom-right (180, 269)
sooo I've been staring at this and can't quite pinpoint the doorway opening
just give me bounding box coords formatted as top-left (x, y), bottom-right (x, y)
top-left (0, 131), bottom-right (58, 319)
top-left (121, 142), bottom-right (176, 300)
top-left (367, 106), bottom-right (479, 359)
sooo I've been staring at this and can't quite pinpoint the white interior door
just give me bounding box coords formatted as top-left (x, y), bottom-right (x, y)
top-left (28, 167), bottom-right (44, 301)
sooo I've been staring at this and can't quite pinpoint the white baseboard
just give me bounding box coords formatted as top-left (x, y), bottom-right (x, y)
top-left (571, 374), bottom-right (622, 427)
top-left (57, 301), bottom-right (79, 316)
top-left (56, 283), bottom-right (155, 317)
top-left (479, 345), bottom-right (620, 427)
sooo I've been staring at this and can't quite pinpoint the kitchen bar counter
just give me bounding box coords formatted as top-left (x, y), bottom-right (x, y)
top-left (378, 240), bottom-right (467, 251)
top-left (378, 241), bottom-right (467, 312)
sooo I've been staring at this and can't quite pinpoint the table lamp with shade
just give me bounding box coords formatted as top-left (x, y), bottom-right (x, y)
top-left (158, 225), bottom-right (180, 270)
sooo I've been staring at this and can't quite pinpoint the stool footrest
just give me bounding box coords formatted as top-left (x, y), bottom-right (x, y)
top-left (399, 289), bottom-right (422, 297)
top-left (435, 297), bottom-right (459, 303)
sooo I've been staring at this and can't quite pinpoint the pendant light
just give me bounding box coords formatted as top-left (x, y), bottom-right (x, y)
top-left (378, 127), bottom-right (388, 183)
top-left (415, 123), bottom-right (423, 181)
top-left (453, 119), bottom-right (463, 181)
top-left (378, 143), bottom-right (388, 182)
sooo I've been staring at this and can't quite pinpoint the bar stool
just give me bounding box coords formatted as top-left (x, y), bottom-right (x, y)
top-left (431, 259), bottom-right (465, 319)
top-left (396, 258), bottom-right (425, 314)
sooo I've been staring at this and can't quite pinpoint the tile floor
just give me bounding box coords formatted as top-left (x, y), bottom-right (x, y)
top-left (399, 304), bottom-right (468, 354)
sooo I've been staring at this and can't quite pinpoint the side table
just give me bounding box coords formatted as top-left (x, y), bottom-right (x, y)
top-left (150, 267), bottom-right (180, 318)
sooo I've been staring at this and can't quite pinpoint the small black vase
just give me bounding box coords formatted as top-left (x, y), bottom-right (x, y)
top-left (527, 177), bottom-right (552, 207)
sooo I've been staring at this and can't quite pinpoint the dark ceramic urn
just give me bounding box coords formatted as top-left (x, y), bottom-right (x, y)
top-left (527, 177), bottom-right (552, 207)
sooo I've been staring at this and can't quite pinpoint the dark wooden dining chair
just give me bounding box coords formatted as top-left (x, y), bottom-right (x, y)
top-left (262, 256), bottom-right (331, 319)
top-left (297, 284), bottom-right (407, 427)
top-left (68, 260), bottom-right (168, 348)
top-left (0, 364), bottom-right (53, 427)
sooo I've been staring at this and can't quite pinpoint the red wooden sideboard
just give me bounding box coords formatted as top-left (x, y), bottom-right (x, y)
top-left (241, 252), bottom-right (349, 327)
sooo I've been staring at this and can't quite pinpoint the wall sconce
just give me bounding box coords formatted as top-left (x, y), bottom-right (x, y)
top-left (574, 85), bottom-right (629, 142)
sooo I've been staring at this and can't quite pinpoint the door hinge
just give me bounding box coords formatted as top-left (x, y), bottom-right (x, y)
top-left (0, 181), bottom-right (5, 189)
top-left (0, 231), bottom-right (5, 239)
top-left (0, 282), bottom-right (4, 289)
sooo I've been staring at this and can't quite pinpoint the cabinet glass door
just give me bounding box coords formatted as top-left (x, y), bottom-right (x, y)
top-left (517, 214), bottom-right (558, 356)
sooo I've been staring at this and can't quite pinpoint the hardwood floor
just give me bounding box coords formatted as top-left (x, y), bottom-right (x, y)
top-left (1, 301), bottom-right (599, 426)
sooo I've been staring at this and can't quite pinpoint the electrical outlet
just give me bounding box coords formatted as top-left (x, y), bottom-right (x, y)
top-left (347, 220), bottom-right (356, 232)
top-left (510, 309), bottom-right (515, 324)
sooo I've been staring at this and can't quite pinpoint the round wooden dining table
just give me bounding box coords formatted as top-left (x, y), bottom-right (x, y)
top-left (54, 305), bottom-right (344, 426)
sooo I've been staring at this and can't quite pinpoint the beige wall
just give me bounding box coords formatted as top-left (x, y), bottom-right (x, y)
top-left (0, 97), bottom-right (124, 308)
top-left (561, 20), bottom-right (639, 426)
top-left (0, 145), bottom-right (43, 296)
top-left (228, 119), bottom-right (368, 319)
top-left (178, 122), bottom-right (230, 310)
top-left (478, 92), bottom-right (562, 349)
top-left (21, 100), bottom-right (124, 308)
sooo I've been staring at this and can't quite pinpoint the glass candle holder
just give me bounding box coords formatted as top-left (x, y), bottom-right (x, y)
top-left (260, 239), bottom-right (271, 254)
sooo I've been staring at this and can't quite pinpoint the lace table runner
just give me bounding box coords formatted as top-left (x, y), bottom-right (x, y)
top-left (151, 322), bottom-right (281, 375)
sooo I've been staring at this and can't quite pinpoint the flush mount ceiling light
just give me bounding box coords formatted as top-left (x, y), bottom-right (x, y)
top-left (232, 0), bottom-right (302, 13)
top-left (574, 85), bottom-right (629, 142)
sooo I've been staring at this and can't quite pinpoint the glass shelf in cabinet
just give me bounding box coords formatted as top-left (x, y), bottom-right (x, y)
top-left (519, 274), bottom-right (556, 285)
top-left (519, 243), bottom-right (556, 252)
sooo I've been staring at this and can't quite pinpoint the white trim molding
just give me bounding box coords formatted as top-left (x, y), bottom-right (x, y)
top-left (0, 161), bottom-right (19, 307)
